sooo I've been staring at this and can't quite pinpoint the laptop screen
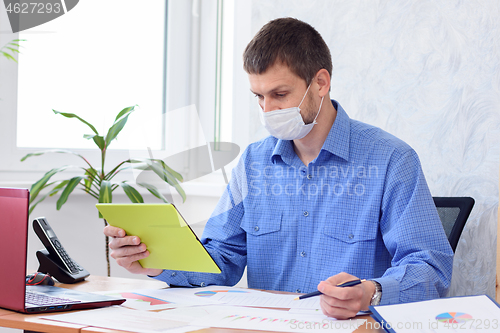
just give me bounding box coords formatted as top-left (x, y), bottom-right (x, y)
top-left (0, 187), bottom-right (30, 312)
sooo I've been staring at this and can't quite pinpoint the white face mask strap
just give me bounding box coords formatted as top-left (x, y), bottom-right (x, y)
top-left (298, 83), bottom-right (312, 109)
top-left (312, 96), bottom-right (325, 124)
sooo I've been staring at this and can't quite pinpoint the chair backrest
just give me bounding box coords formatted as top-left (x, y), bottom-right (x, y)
top-left (433, 197), bottom-right (475, 252)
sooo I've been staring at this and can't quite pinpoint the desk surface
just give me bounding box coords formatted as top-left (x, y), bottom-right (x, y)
top-left (0, 275), bottom-right (384, 333)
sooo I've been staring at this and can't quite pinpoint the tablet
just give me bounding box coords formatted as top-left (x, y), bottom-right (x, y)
top-left (96, 203), bottom-right (221, 274)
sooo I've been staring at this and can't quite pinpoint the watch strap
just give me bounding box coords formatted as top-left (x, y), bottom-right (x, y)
top-left (370, 280), bottom-right (382, 306)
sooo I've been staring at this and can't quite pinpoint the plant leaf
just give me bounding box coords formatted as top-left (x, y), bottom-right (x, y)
top-left (30, 166), bottom-right (71, 203)
top-left (83, 134), bottom-right (105, 150)
top-left (6, 47), bottom-right (20, 53)
top-left (99, 180), bottom-right (113, 204)
top-left (20, 149), bottom-right (87, 162)
top-left (56, 176), bottom-right (85, 210)
top-left (1, 51), bottom-right (17, 62)
top-left (125, 158), bottom-right (186, 202)
top-left (137, 183), bottom-right (169, 203)
top-left (120, 182), bottom-right (144, 203)
top-left (83, 169), bottom-right (95, 192)
top-left (158, 160), bottom-right (183, 182)
top-left (95, 136), bottom-right (107, 150)
top-left (53, 110), bottom-right (99, 135)
top-left (29, 181), bottom-right (68, 215)
top-left (115, 105), bottom-right (136, 121)
top-left (49, 180), bottom-right (70, 197)
top-left (146, 160), bottom-right (186, 202)
top-left (104, 106), bottom-right (136, 147)
top-left (29, 180), bottom-right (58, 207)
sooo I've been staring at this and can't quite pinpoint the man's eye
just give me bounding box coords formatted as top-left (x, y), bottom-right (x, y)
top-left (275, 93), bottom-right (286, 98)
top-left (254, 94), bottom-right (263, 99)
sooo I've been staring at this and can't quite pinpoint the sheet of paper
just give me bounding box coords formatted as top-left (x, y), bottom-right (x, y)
top-left (189, 306), bottom-right (365, 333)
top-left (371, 295), bottom-right (500, 333)
top-left (92, 288), bottom-right (221, 311)
top-left (157, 305), bottom-right (247, 322)
top-left (288, 308), bottom-right (371, 316)
top-left (288, 308), bottom-right (324, 315)
top-left (164, 286), bottom-right (271, 298)
top-left (209, 292), bottom-right (321, 309)
top-left (41, 306), bottom-right (188, 333)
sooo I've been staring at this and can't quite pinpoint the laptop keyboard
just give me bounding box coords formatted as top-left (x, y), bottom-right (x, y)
top-left (25, 290), bottom-right (81, 306)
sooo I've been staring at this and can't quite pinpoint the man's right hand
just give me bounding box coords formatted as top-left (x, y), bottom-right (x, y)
top-left (103, 225), bottom-right (163, 277)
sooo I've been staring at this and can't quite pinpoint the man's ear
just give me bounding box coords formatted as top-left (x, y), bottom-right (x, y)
top-left (315, 68), bottom-right (331, 97)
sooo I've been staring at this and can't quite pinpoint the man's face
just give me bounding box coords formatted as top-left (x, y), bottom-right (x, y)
top-left (249, 62), bottom-right (318, 124)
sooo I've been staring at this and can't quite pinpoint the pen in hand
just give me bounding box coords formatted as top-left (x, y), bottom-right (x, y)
top-left (293, 279), bottom-right (367, 300)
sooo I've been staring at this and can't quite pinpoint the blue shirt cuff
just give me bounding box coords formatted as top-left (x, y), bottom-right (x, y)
top-left (150, 270), bottom-right (192, 287)
top-left (373, 277), bottom-right (399, 305)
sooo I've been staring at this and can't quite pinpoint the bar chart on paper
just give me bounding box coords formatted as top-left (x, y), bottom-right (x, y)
top-left (94, 288), bottom-right (220, 311)
top-left (102, 291), bottom-right (177, 311)
top-left (190, 307), bottom-right (365, 333)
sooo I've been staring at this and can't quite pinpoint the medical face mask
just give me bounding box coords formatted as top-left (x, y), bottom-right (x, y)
top-left (259, 84), bottom-right (324, 140)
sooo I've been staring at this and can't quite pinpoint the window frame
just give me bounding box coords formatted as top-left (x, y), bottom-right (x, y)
top-left (0, 1), bottom-right (232, 192)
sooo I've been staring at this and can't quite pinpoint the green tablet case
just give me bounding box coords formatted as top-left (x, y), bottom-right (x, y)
top-left (96, 203), bottom-right (221, 274)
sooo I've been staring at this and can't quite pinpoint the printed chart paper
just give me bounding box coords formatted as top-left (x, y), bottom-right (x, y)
top-left (209, 292), bottom-right (321, 310)
top-left (157, 305), bottom-right (248, 323)
top-left (164, 285), bottom-right (272, 298)
top-left (371, 295), bottom-right (500, 333)
top-left (93, 288), bottom-right (220, 311)
top-left (41, 306), bottom-right (188, 333)
top-left (190, 306), bottom-right (365, 333)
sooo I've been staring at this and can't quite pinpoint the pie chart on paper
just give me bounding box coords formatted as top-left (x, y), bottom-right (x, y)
top-left (435, 312), bottom-right (473, 323)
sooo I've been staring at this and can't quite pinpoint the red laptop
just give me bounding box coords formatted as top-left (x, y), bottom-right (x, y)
top-left (0, 187), bottom-right (125, 313)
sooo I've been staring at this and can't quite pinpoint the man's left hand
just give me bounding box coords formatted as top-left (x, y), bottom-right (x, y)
top-left (317, 272), bottom-right (375, 319)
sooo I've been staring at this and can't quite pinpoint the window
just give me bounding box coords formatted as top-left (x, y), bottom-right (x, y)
top-left (17, 0), bottom-right (166, 150)
top-left (0, 0), bottom-right (248, 187)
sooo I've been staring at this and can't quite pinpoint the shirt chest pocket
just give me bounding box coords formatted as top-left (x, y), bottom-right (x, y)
top-left (241, 209), bottom-right (282, 236)
top-left (323, 214), bottom-right (378, 244)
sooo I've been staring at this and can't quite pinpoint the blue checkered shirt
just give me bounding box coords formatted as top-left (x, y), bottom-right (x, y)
top-left (154, 100), bottom-right (453, 305)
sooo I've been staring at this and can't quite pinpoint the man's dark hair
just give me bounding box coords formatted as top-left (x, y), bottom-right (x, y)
top-left (243, 17), bottom-right (332, 85)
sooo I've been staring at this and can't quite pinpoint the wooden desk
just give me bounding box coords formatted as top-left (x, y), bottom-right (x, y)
top-left (0, 276), bottom-right (384, 333)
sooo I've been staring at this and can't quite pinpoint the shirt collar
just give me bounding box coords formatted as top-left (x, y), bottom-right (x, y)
top-left (271, 99), bottom-right (351, 164)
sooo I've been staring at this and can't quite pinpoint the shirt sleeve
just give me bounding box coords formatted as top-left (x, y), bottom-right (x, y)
top-left (375, 149), bottom-right (454, 305)
top-left (152, 154), bottom-right (248, 288)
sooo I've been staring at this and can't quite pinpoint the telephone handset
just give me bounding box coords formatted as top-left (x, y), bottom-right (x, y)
top-left (33, 217), bottom-right (90, 284)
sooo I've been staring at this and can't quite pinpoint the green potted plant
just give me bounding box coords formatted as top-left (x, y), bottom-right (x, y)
top-left (21, 106), bottom-right (185, 276)
top-left (1, 38), bottom-right (25, 62)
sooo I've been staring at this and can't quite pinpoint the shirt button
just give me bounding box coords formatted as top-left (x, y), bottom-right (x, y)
top-left (254, 226), bottom-right (259, 232)
top-left (171, 272), bottom-right (177, 277)
top-left (307, 174), bottom-right (312, 179)
top-left (348, 233), bottom-right (354, 239)
top-left (296, 289), bottom-right (301, 293)
top-left (303, 211), bottom-right (309, 217)
top-left (300, 251), bottom-right (306, 257)
top-left (200, 282), bottom-right (206, 287)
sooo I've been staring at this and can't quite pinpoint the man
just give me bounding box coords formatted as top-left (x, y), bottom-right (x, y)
top-left (104, 18), bottom-right (453, 319)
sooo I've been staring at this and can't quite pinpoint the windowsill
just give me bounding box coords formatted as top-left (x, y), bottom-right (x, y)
top-left (0, 178), bottom-right (227, 198)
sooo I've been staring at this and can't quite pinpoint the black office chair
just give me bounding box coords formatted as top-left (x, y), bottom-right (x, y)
top-left (433, 197), bottom-right (475, 252)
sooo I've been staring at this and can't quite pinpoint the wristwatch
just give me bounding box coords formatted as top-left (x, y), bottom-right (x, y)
top-left (370, 281), bottom-right (382, 306)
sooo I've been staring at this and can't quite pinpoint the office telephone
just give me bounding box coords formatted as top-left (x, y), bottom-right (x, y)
top-left (33, 217), bottom-right (90, 284)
